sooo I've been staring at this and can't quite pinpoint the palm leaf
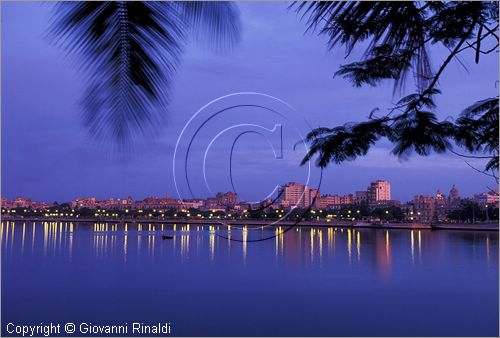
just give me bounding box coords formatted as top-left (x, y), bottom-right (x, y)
top-left (50, 1), bottom-right (240, 148)
top-left (180, 2), bottom-right (240, 51)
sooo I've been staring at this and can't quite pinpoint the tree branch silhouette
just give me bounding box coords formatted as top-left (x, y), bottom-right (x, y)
top-left (294, 1), bottom-right (499, 177)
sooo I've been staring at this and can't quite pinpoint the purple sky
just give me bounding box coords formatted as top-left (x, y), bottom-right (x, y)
top-left (2, 2), bottom-right (498, 204)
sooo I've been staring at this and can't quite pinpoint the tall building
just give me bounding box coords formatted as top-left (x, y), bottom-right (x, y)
top-left (368, 180), bottom-right (391, 205)
top-left (277, 182), bottom-right (319, 209)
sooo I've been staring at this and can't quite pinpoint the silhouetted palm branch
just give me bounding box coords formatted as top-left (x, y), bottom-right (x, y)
top-left (50, 1), bottom-right (239, 148)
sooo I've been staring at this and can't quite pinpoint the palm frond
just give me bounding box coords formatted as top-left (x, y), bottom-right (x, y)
top-left (50, 1), bottom-right (240, 148)
top-left (180, 2), bottom-right (240, 51)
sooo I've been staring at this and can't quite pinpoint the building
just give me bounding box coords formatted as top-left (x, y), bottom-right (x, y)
top-left (132, 197), bottom-right (182, 211)
top-left (309, 189), bottom-right (320, 207)
top-left (278, 182), bottom-right (306, 208)
top-left (71, 197), bottom-right (134, 210)
top-left (435, 190), bottom-right (448, 221)
top-left (436, 189), bottom-right (446, 205)
top-left (340, 194), bottom-right (354, 205)
top-left (0, 197), bottom-right (8, 209)
top-left (182, 199), bottom-right (205, 209)
top-left (316, 194), bottom-right (341, 209)
top-left (71, 198), bottom-right (97, 209)
top-left (368, 180), bottom-right (391, 202)
top-left (277, 182), bottom-right (319, 209)
top-left (401, 202), bottom-right (415, 221)
top-left (355, 191), bottom-right (368, 205)
top-left (11, 197), bottom-right (34, 208)
top-left (215, 192), bottom-right (238, 207)
top-left (474, 192), bottom-right (499, 208)
top-left (413, 195), bottom-right (436, 223)
top-left (99, 197), bottom-right (133, 210)
top-left (367, 180), bottom-right (391, 207)
top-left (369, 199), bottom-right (400, 209)
top-left (204, 197), bottom-right (220, 208)
top-left (1, 197), bottom-right (50, 210)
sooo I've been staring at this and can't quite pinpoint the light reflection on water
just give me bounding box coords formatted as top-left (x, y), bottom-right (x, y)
top-left (1, 221), bottom-right (499, 269)
top-left (1, 221), bottom-right (499, 336)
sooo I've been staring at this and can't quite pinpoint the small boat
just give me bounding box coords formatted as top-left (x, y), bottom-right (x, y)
top-left (161, 235), bottom-right (174, 240)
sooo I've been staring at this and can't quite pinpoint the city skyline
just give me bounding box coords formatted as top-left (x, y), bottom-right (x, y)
top-left (2, 179), bottom-right (496, 208)
top-left (1, 176), bottom-right (493, 204)
top-left (3, 178), bottom-right (498, 225)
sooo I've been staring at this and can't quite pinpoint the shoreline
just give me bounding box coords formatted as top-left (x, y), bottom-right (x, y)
top-left (1, 216), bottom-right (498, 231)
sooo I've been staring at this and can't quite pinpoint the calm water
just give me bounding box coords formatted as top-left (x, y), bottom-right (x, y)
top-left (2, 221), bottom-right (499, 336)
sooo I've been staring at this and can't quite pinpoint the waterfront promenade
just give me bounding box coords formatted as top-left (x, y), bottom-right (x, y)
top-left (1, 216), bottom-right (498, 231)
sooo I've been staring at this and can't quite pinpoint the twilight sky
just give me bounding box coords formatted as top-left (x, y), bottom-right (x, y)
top-left (2, 2), bottom-right (498, 203)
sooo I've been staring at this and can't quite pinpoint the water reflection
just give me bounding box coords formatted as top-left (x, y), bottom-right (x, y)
top-left (486, 235), bottom-right (490, 264)
top-left (180, 224), bottom-right (189, 260)
top-left (347, 228), bottom-right (352, 262)
top-left (242, 226), bottom-right (248, 261)
top-left (21, 223), bottom-right (26, 255)
top-left (356, 231), bottom-right (360, 262)
top-left (1, 222), bottom-right (498, 278)
top-left (3, 221), bottom-right (498, 337)
top-left (411, 230), bottom-right (415, 264)
top-left (418, 230), bottom-right (422, 261)
top-left (209, 226), bottom-right (215, 261)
